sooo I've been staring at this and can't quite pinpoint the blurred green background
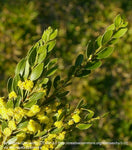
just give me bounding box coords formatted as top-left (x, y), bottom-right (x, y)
top-left (0, 0), bottom-right (132, 149)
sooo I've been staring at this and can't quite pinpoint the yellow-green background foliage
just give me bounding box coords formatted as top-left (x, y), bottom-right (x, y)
top-left (0, 0), bottom-right (132, 149)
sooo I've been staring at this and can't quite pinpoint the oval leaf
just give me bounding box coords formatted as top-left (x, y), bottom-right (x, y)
top-left (85, 60), bottom-right (102, 70)
top-left (28, 48), bottom-right (37, 66)
top-left (15, 58), bottom-right (26, 76)
top-left (113, 28), bottom-right (127, 38)
top-left (7, 77), bottom-right (13, 93)
top-left (97, 47), bottom-right (114, 59)
top-left (7, 137), bottom-right (18, 145)
top-left (76, 123), bottom-right (92, 130)
top-left (18, 121), bottom-right (28, 129)
top-left (12, 75), bottom-right (20, 93)
top-left (30, 63), bottom-right (44, 81)
top-left (102, 30), bottom-right (113, 45)
top-left (50, 29), bottom-right (58, 40)
top-left (38, 50), bottom-right (47, 64)
top-left (24, 60), bottom-right (30, 79)
top-left (86, 40), bottom-right (94, 58)
top-left (46, 65), bottom-right (58, 77)
top-left (47, 40), bottom-right (56, 52)
top-left (75, 69), bottom-right (91, 77)
top-left (24, 92), bottom-right (44, 108)
top-left (75, 54), bottom-right (84, 67)
top-left (114, 14), bottom-right (122, 28)
top-left (29, 92), bottom-right (44, 101)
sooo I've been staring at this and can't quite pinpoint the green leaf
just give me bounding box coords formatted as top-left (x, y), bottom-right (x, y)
top-left (35, 130), bottom-right (47, 137)
top-left (55, 142), bottom-right (65, 150)
top-left (75, 54), bottom-right (84, 67)
top-left (68, 66), bottom-right (76, 77)
top-left (39, 78), bottom-right (49, 85)
top-left (58, 110), bottom-right (66, 121)
top-left (51, 127), bottom-right (64, 134)
top-left (57, 91), bottom-right (69, 98)
top-left (15, 96), bottom-right (22, 107)
top-left (24, 92), bottom-right (44, 108)
top-left (76, 123), bottom-right (92, 130)
top-left (95, 36), bottom-right (102, 49)
top-left (102, 30), bottom-right (113, 45)
top-left (2, 121), bottom-right (8, 131)
top-left (6, 100), bottom-right (14, 109)
top-left (24, 99), bottom-right (38, 108)
top-left (76, 99), bottom-right (84, 109)
top-left (113, 28), bottom-right (127, 38)
top-left (86, 40), bottom-right (94, 58)
top-left (7, 77), bottom-right (13, 93)
top-left (47, 40), bottom-right (56, 52)
top-left (7, 137), bottom-right (18, 145)
top-left (46, 79), bottom-right (52, 96)
top-left (28, 48), bottom-right (37, 66)
top-left (37, 45), bottom-right (47, 54)
top-left (114, 14), bottom-right (122, 28)
top-left (53, 75), bottom-right (60, 89)
top-left (24, 60), bottom-right (30, 79)
top-left (85, 60), bottom-right (102, 70)
top-left (50, 29), bottom-right (58, 40)
top-left (29, 92), bottom-right (44, 101)
top-left (47, 58), bottom-right (58, 69)
top-left (75, 69), bottom-right (91, 77)
top-left (97, 47), bottom-right (114, 59)
top-left (84, 109), bottom-right (94, 120)
top-left (108, 38), bottom-right (118, 45)
top-left (18, 121), bottom-right (28, 129)
top-left (46, 65), bottom-right (58, 77)
top-left (106, 24), bottom-right (115, 31)
top-left (12, 75), bottom-right (20, 93)
top-left (42, 27), bottom-right (53, 42)
top-left (38, 50), bottom-right (47, 64)
top-left (30, 63), bottom-right (44, 81)
top-left (15, 58), bottom-right (26, 76)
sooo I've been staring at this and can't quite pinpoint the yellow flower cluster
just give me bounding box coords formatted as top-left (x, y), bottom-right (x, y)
top-left (9, 91), bottom-right (17, 99)
top-left (72, 109), bottom-right (81, 123)
top-left (27, 105), bottom-right (40, 117)
top-left (27, 119), bottom-right (41, 133)
top-left (72, 114), bottom-right (81, 123)
top-left (68, 109), bottom-right (81, 125)
top-left (0, 96), bottom-right (69, 149)
top-left (54, 120), bottom-right (63, 128)
top-left (18, 79), bottom-right (34, 91)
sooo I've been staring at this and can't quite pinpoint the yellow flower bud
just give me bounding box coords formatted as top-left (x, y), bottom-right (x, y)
top-left (58, 109), bottom-right (63, 115)
top-left (24, 79), bottom-right (34, 91)
top-left (37, 114), bottom-right (49, 124)
top-left (9, 91), bottom-right (17, 99)
top-left (56, 131), bottom-right (66, 140)
top-left (54, 121), bottom-right (63, 128)
top-left (30, 105), bottom-right (40, 114)
top-left (72, 114), bottom-right (81, 123)
top-left (68, 120), bottom-right (74, 125)
top-left (27, 120), bottom-right (41, 133)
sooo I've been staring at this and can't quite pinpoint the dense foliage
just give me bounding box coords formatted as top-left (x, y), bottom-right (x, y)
top-left (0, 0), bottom-right (131, 150)
top-left (0, 15), bottom-right (128, 150)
